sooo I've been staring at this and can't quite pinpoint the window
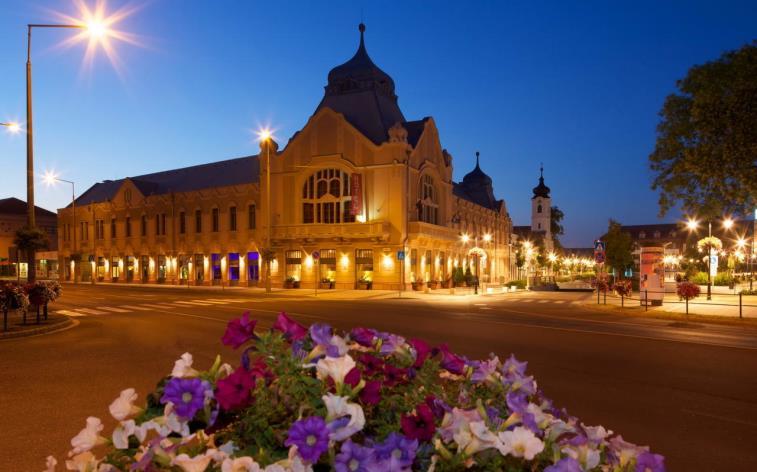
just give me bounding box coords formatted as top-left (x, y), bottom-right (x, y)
top-left (157, 255), bottom-right (167, 280)
top-left (95, 220), bottom-right (104, 240)
top-left (161, 213), bottom-right (167, 235)
top-left (126, 217), bottom-right (132, 237)
top-left (537, 204), bottom-right (542, 214)
top-left (111, 256), bottom-right (120, 279)
top-left (285, 250), bottom-right (303, 281)
top-left (80, 221), bottom-right (89, 241)
top-left (195, 210), bottom-right (202, 233)
top-left (248, 204), bottom-right (256, 229)
top-left (110, 218), bottom-right (116, 239)
top-left (212, 208), bottom-right (219, 232)
top-left (320, 249), bottom-right (337, 283)
top-left (419, 175), bottom-right (439, 225)
top-left (355, 249), bottom-right (373, 284)
top-left (229, 206), bottom-right (237, 231)
top-left (301, 168), bottom-right (355, 224)
top-left (155, 214), bottom-right (161, 235)
top-left (228, 253), bottom-right (240, 280)
top-left (194, 254), bottom-right (204, 282)
top-left (179, 212), bottom-right (186, 234)
top-left (141, 215), bottom-right (147, 236)
top-left (211, 253), bottom-right (222, 282)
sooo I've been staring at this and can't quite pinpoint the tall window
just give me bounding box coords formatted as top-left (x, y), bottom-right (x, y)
top-left (179, 212), bottom-right (186, 234)
top-left (229, 206), bottom-right (237, 231)
top-left (248, 204), bottom-right (256, 229)
top-left (155, 214), bottom-right (161, 235)
top-left (95, 220), bottom-right (104, 239)
top-left (195, 210), bottom-right (202, 233)
top-left (161, 213), bottom-right (167, 235)
top-left (419, 175), bottom-right (439, 225)
top-left (302, 168), bottom-right (355, 224)
top-left (110, 218), bottom-right (116, 239)
top-left (537, 204), bottom-right (542, 214)
top-left (212, 208), bottom-right (219, 232)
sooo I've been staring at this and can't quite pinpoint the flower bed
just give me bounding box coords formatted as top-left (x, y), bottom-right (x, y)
top-left (48, 312), bottom-right (665, 471)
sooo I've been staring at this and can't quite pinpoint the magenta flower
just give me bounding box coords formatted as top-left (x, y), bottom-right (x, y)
top-left (215, 366), bottom-right (256, 411)
top-left (382, 364), bottom-right (408, 387)
top-left (358, 354), bottom-right (384, 376)
top-left (344, 367), bottom-right (361, 388)
top-left (272, 312), bottom-right (307, 341)
top-left (409, 338), bottom-right (431, 368)
top-left (285, 416), bottom-right (330, 463)
top-left (350, 327), bottom-right (377, 347)
top-left (221, 312), bottom-right (257, 349)
top-left (401, 404), bottom-right (436, 441)
top-left (438, 344), bottom-right (465, 375)
top-left (360, 380), bottom-right (381, 405)
top-left (161, 377), bottom-right (210, 419)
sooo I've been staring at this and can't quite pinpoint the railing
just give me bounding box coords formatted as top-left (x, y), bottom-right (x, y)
top-left (272, 221), bottom-right (391, 241)
top-left (596, 289), bottom-right (757, 319)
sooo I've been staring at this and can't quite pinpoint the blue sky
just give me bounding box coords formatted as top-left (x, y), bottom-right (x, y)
top-left (0, 1), bottom-right (755, 247)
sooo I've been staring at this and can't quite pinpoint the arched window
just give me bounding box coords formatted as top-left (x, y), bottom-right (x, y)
top-left (418, 175), bottom-right (439, 225)
top-left (537, 204), bottom-right (542, 214)
top-left (302, 168), bottom-right (355, 224)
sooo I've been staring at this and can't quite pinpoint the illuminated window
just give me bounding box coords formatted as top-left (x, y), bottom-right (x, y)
top-left (302, 168), bottom-right (355, 224)
top-left (419, 175), bottom-right (439, 225)
top-left (248, 204), bottom-right (256, 230)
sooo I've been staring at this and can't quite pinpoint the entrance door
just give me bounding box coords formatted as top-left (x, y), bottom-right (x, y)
top-left (247, 252), bottom-right (259, 286)
top-left (141, 255), bottom-right (149, 282)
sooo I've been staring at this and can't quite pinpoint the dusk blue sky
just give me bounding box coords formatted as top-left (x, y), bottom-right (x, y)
top-left (1, 1), bottom-right (755, 247)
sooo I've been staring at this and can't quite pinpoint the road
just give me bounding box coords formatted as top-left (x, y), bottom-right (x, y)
top-left (1, 285), bottom-right (756, 471)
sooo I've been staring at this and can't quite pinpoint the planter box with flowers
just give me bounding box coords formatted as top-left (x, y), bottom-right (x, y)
top-left (284, 277), bottom-right (301, 289)
top-left (48, 312), bottom-right (666, 472)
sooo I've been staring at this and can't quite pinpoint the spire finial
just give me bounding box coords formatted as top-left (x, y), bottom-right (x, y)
top-left (358, 22), bottom-right (366, 49)
top-left (540, 162), bottom-right (544, 179)
top-left (475, 151), bottom-right (480, 168)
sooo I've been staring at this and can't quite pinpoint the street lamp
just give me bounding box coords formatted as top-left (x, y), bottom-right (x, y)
top-left (43, 171), bottom-right (76, 282)
top-left (1, 122), bottom-right (22, 134)
top-left (258, 128), bottom-right (273, 294)
top-left (685, 216), bottom-right (736, 300)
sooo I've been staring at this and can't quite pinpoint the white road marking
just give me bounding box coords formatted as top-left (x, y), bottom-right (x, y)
top-left (195, 300), bottom-right (229, 304)
top-left (97, 307), bottom-right (131, 313)
top-left (75, 308), bottom-right (108, 315)
top-left (538, 300), bottom-right (549, 304)
top-left (520, 299), bottom-right (533, 303)
top-left (554, 300), bottom-right (565, 304)
top-left (56, 310), bottom-right (86, 317)
top-left (173, 301), bottom-right (212, 306)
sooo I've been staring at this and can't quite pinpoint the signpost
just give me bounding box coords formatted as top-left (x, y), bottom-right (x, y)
top-left (594, 240), bottom-right (606, 303)
top-left (397, 250), bottom-right (405, 298)
top-left (312, 251), bottom-right (320, 297)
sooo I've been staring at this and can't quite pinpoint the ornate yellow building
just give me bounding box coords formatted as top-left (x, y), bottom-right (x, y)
top-left (56, 24), bottom-right (513, 290)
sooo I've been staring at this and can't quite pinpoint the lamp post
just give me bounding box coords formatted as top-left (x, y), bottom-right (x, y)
top-left (686, 217), bottom-right (734, 300)
top-left (43, 172), bottom-right (75, 282)
top-left (258, 129), bottom-right (273, 294)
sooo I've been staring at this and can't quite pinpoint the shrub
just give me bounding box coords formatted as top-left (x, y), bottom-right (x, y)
top-left (47, 312), bottom-right (666, 471)
top-left (690, 272), bottom-right (709, 285)
top-left (713, 272), bottom-right (733, 286)
top-left (508, 279), bottom-right (527, 289)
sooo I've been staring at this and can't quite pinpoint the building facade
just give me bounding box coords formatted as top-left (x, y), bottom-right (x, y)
top-left (0, 197), bottom-right (58, 279)
top-left (56, 24), bottom-right (513, 289)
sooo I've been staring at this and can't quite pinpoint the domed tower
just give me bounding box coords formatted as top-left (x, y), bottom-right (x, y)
top-left (315, 23), bottom-right (406, 144)
top-left (531, 165), bottom-right (552, 247)
top-left (458, 151), bottom-right (499, 210)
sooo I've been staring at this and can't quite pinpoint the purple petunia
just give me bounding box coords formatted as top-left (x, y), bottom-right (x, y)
top-left (377, 332), bottom-right (406, 355)
top-left (310, 323), bottom-right (347, 357)
top-left (636, 452), bottom-right (666, 472)
top-left (221, 311), bottom-right (257, 349)
top-left (335, 440), bottom-right (377, 472)
top-left (438, 344), bottom-right (466, 375)
top-left (471, 357), bottom-right (500, 383)
top-left (374, 433), bottom-right (418, 471)
top-left (284, 416), bottom-right (330, 463)
top-left (161, 377), bottom-right (210, 419)
top-left (545, 457), bottom-right (583, 472)
top-left (502, 354), bottom-right (528, 379)
top-left (350, 327), bottom-right (377, 347)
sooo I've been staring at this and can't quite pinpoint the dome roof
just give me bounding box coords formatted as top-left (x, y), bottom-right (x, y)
top-left (462, 151), bottom-right (492, 186)
top-left (532, 166), bottom-right (550, 198)
top-left (325, 23), bottom-right (396, 98)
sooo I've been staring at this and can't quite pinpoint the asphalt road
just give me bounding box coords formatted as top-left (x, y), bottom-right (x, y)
top-left (1, 285), bottom-right (756, 471)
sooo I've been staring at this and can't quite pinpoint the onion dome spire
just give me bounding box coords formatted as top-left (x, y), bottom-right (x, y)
top-left (532, 163), bottom-right (551, 198)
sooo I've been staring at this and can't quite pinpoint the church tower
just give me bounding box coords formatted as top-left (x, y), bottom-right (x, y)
top-left (531, 165), bottom-right (552, 250)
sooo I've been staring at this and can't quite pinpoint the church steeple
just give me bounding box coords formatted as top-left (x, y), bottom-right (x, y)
top-left (532, 164), bottom-right (551, 199)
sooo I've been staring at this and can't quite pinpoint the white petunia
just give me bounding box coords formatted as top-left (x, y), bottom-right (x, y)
top-left (173, 453), bottom-right (213, 472)
top-left (69, 417), bottom-right (107, 456)
top-left (108, 388), bottom-right (141, 421)
top-left (112, 420), bottom-right (136, 449)
top-left (497, 426), bottom-right (545, 460)
top-left (315, 354), bottom-right (355, 386)
top-left (43, 455), bottom-right (57, 472)
top-left (322, 393), bottom-right (365, 441)
top-left (171, 352), bottom-right (200, 378)
top-left (64, 451), bottom-right (99, 472)
top-left (221, 457), bottom-right (262, 472)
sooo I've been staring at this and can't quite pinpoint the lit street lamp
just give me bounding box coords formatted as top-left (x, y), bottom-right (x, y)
top-left (258, 128), bottom-right (273, 294)
top-left (43, 171), bottom-right (77, 283)
top-left (686, 216), bottom-right (735, 300)
top-left (1, 122), bottom-right (22, 134)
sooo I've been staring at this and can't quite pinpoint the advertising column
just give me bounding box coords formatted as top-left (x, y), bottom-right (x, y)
top-left (640, 246), bottom-right (664, 306)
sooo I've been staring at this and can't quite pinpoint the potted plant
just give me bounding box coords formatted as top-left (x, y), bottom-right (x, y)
top-left (427, 279), bottom-right (439, 290)
top-left (676, 281), bottom-right (701, 320)
top-left (284, 276), bottom-right (300, 289)
top-left (356, 275), bottom-right (372, 290)
top-left (411, 279), bottom-right (425, 291)
top-left (319, 278), bottom-right (334, 289)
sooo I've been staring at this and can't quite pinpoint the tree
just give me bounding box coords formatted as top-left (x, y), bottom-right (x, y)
top-left (550, 206), bottom-right (565, 250)
top-left (604, 220), bottom-right (633, 278)
top-left (649, 42), bottom-right (757, 218)
top-left (13, 226), bottom-right (49, 283)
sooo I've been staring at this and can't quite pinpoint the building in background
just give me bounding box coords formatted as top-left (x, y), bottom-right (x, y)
top-left (0, 197), bottom-right (58, 279)
top-left (55, 24), bottom-right (513, 289)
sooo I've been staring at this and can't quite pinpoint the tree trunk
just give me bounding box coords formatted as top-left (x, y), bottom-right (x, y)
top-left (27, 248), bottom-right (36, 283)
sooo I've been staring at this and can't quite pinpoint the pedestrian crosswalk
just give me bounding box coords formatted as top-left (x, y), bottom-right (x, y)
top-left (56, 297), bottom-right (263, 318)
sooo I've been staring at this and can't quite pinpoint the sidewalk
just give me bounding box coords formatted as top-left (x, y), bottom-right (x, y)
top-left (585, 291), bottom-right (757, 319)
top-left (0, 310), bottom-right (74, 339)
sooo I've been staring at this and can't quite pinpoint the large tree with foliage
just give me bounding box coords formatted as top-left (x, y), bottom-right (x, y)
top-left (13, 225), bottom-right (49, 283)
top-left (550, 206), bottom-right (565, 250)
top-left (604, 220), bottom-right (633, 278)
top-left (649, 42), bottom-right (757, 218)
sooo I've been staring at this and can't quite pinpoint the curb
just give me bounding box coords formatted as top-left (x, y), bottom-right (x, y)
top-left (0, 316), bottom-right (76, 340)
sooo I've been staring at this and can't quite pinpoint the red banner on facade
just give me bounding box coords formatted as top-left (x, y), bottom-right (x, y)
top-left (350, 173), bottom-right (363, 216)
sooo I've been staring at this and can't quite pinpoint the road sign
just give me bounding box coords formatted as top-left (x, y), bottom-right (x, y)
top-left (594, 240), bottom-right (606, 264)
top-left (312, 251), bottom-right (320, 260)
top-left (397, 250), bottom-right (405, 261)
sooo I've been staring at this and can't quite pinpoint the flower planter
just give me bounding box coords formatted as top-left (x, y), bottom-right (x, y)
top-left (427, 281), bottom-right (439, 290)
top-left (356, 281), bottom-right (372, 290)
top-left (49, 311), bottom-right (667, 471)
top-left (411, 282), bottom-right (424, 291)
top-left (284, 280), bottom-right (300, 289)
top-left (319, 281), bottom-right (335, 289)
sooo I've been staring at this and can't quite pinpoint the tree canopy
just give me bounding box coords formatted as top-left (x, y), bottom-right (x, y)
top-left (550, 206), bottom-right (565, 250)
top-left (604, 219), bottom-right (633, 277)
top-left (649, 42), bottom-right (757, 218)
